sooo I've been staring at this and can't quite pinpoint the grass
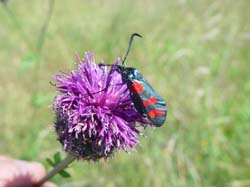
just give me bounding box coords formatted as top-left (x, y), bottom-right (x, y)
top-left (0, 0), bottom-right (250, 186)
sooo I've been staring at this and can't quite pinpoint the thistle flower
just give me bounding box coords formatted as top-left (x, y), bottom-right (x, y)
top-left (53, 52), bottom-right (152, 161)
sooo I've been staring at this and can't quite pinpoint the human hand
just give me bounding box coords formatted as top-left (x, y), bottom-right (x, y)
top-left (0, 156), bottom-right (56, 187)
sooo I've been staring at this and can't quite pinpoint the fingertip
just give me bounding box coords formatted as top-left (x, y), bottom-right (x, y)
top-left (42, 181), bottom-right (58, 187)
top-left (28, 163), bottom-right (57, 187)
top-left (27, 162), bottom-right (46, 181)
top-left (31, 162), bottom-right (46, 174)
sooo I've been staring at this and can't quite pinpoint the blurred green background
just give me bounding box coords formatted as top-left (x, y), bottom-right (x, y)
top-left (1, 0), bottom-right (250, 186)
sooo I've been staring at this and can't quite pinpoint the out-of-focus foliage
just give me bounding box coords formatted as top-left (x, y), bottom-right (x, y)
top-left (0, 0), bottom-right (250, 186)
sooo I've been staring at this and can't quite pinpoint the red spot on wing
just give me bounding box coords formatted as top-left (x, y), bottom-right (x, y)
top-left (149, 109), bottom-right (165, 119)
top-left (131, 82), bottom-right (143, 94)
top-left (142, 96), bottom-right (157, 106)
top-left (148, 97), bottom-right (157, 105)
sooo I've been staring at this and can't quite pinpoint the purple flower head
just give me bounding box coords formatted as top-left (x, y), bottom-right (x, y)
top-left (53, 52), bottom-right (152, 161)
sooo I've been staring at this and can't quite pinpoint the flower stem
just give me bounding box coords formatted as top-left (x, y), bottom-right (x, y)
top-left (35, 154), bottom-right (76, 187)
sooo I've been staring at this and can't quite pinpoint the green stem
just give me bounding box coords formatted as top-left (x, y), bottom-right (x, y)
top-left (36, 154), bottom-right (76, 187)
top-left (2, 3), bottom-right (34, 51)
top-left (36, 0), bottom-right (55, 54)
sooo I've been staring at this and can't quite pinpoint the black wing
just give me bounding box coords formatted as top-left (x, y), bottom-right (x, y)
top-left (128, 74), bottom-right (167, 127)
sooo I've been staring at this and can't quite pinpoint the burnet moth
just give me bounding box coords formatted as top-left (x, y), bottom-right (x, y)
top-left (100, 33), bottom-right (167, 127)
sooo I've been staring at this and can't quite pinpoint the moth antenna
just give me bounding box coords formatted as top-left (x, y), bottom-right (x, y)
top-left (122, 33), bottom-right (143, 65)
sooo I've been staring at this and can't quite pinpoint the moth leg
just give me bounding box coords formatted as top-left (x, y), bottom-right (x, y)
top-left (112, 87), bottom-right (129, 113)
